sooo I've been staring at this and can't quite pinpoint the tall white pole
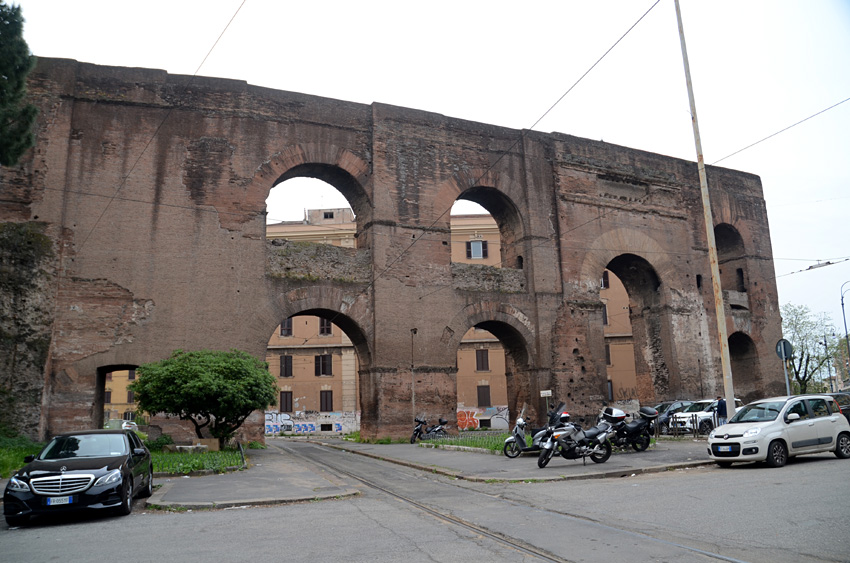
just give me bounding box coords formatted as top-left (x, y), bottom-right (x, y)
top-left (674, 0), bottom-right (736, 414)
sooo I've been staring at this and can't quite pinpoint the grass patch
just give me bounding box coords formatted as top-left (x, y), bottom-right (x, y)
top-left (151, 450), bottom-right (244, 474)
top-left (435, 432), bottom-right (516, 452)
top-left (0, 434), bottom-right (44, 478)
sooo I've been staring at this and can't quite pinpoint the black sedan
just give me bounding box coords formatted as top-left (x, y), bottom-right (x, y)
top-left (4, 429), bottom-right (153, 527)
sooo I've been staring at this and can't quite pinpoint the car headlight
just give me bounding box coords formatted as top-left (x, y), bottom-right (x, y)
top-left (709, 429), bottom-right (716, 439)
top-left (94, 469), bottom-right (123, 487)
top-left (743, 427), bottom-right (761, 438)
top-left (6, 476), bottom-right (30, 492)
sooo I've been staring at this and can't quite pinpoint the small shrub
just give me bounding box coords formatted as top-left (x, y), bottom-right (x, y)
top-left (0, 434), bottom-right (44, 478)
top-left (246, 440), bottom-right (266, 449)
top-left (144, 434), bottom-right (174, 452)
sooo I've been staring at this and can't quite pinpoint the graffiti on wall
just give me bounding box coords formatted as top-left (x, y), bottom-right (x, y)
top-left (456, 406), bottom-right (509, 430)
top-left (265, 411), bottom-right (360, 434)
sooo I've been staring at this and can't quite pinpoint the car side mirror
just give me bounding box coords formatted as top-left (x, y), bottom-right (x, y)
top-left (786, 413), bottom-right (800, 423)
top-left (24, 454), bottom-right (35, 463)
top-left (133, 448), bottom-right (147, 456)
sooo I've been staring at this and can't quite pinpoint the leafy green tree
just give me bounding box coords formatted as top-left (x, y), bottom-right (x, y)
top-left (0, 2), bottom-right (38, 166)
top-left (130, 350), bottom-right (277, 447)
top-left (781, 303), bottom-right (838, 394)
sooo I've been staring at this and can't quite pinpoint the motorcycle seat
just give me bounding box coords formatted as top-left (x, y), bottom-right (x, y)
top-left (584, 427), bottom-right (602, 440)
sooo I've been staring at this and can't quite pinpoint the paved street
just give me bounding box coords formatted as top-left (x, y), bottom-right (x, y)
top-left (2, 440), bottom-right (849, 562)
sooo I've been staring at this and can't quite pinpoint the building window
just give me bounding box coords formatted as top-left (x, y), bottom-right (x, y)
top-left (323, 211), bottom-right (334, 219)
top-left (280, 317), bottom-right (293, 337)
top-left (280, 391), bottom-right (293, 413)
top-left (127, 390), bottom-right (134, 404)
top-left (696, 274), bottom-right (702, 290)
top-left (280, 355), bottom-right (293, 378)
top-left (605, 344), bottom-right (611, 365)
top-left (475, 349), bottom-right (490, 372)
top-left (320, 390), bottom-right (334, 412)
top-left (601, 270), bottom-right (609, 289)
top-left (465, 240), bottom-right (488, 259)
top-left (319, 318), bottom-right (332, 336)
top-left (127, 369), bottom-right (135, 381)
top-left (602, 304), bottom-right (608, 325)
top-left (477, 385), bottom-right (491, 408)
top-left (104, 390), bottom-right (112, 404)
top-left (105, 372), bottom-right (113, 382)
top-left (315, 354), bottom-right (332, 376)
top-left (736, 268), bottom-right (746, 292)
top-left (123, 411), bottom-right (134, 421)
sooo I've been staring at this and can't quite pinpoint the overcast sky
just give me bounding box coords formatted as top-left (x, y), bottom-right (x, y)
top-left (14, 0), bottom-right (850, 344)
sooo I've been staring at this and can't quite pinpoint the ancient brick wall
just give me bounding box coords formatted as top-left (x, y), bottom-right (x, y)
top-left (0, 58), bottom-right (782, 440)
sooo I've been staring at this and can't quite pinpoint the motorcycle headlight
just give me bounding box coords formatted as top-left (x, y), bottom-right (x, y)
top-left (7, 476), bottom-right (30, 492)
top-left (94, 469), bottom-right (123, 487)
top-left (743, 427), bottom-right (761, 438)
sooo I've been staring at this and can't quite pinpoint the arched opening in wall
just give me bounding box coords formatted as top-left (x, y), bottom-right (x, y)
top-left (265, 309), bottom-right (370, 436)
top-left (265, 164), bottom-right (366, 249)
top-left (456, 320), bottom-right (531, 430)
top-left (715, 224), bottom-right (749, 303)
top-left (728, 331), bottom-right (761, 403)
top-left (451, 187), bottom-right (525, 271)
top-left (605, 254), bottom-right (675, 405)
top-left (598, 269), bottom-right (638, 404)
top-left (95, 364), bottom-right (141, 429)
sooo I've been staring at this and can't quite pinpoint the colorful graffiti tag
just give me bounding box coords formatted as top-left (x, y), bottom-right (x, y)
top-left (456, 406), bottom-right (510, 430)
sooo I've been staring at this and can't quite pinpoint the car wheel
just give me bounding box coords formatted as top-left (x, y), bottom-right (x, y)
top-left (835, 432), bottom-right (850, 459)
top-left (117, 476), bottom-right (134, 516)
top-left (538, 448), bottom-right (554, 468)
top-left (503, 440), bottom-right (522, 458)
top-left (658, 421), bottom-right (669, 435)
top-left (698, 420), bottom-right (713, 435)
top-left (5, 515), bottom-right (28, 527)
top-left (715, 461), bottom-right (733, 468)
top-left (138, 466), bottom-right (154, 498)
top-left (590, 440), bottom-right (612, 463)
top-left (766, 440), bottom-right (788, 468)
top-left (632, 431), bottom-right (651, 452)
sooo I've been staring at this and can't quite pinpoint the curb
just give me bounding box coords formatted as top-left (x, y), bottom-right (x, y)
top-left (319, 441), bottom-right (715, 483)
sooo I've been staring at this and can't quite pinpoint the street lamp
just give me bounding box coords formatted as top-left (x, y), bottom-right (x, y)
top-left (842, 281), bottom-right (850, 383)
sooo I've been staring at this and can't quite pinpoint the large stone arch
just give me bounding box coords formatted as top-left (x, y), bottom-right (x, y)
top-left (269, 285), bottom-right (373, 368)
top-left (715, 223), bottom-right (748, 294)
top-left (579, 229), bottom-right (679, 404)
top-left (447, 301), bottom-right (538, 422)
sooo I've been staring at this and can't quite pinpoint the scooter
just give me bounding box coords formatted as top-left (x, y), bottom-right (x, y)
top-left (537, 412), bottom-right (613, 468)
top-left (503, 402), bottom-right (566, 458)
top-left (604, 405), bottom-right (658, 452)
top-left (410, 416), bottom-right (449, 443)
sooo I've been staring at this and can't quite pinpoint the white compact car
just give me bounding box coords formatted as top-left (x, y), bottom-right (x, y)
top-left (707, 394), bottom-right (850, 467)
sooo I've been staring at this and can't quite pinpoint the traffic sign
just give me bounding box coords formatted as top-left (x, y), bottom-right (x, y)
top-left (775, 339), bottom-right (793, 360)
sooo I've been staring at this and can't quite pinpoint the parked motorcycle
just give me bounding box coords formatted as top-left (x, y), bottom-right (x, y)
top-left (410, 416), bottom-right (449, 443)
top-left (603, 406), bottom-right (658, 452)
top-left (503, 403), bottom-right (566, 458)
top-left (537, 411), bottom-right (612, 468)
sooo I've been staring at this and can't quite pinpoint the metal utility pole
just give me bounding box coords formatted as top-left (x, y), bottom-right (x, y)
top-left (841, 281), bottom-right (850, 382)
top-left (674, 0), bottom-right (736, 412)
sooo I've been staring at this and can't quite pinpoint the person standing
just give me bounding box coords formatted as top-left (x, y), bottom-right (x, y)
top-left (716, 396), bottom-right (727, 426)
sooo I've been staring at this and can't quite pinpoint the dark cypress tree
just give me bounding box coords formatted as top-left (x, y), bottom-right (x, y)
top-left (0, 2), bottom-right (38, 167)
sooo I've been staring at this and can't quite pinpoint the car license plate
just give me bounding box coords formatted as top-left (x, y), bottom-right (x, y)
top-left (717, 445), bottom-right (731, 452)
top-left (47, 496), bottom-right (72, 506)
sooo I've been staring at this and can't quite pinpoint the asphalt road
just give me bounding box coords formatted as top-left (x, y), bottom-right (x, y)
top-left (2, 441), bottom-right (848, 563)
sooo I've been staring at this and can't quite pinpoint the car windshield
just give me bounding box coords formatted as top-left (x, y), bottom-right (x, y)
top-left (728, 401), bottom-right (785, 423)
top-left (682, 401), bottom-right (710, 413)
top-left (39, 434), bottom-right (127, 459)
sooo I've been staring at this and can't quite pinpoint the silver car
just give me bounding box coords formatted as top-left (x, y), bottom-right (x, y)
top-left (707, 395), bottom-right (850, 468)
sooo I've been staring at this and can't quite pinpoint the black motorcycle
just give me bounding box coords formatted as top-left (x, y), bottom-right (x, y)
top-left (603, 406), bottom-right (658, 452)
top-left (410, 417), bottom-right (448, 443)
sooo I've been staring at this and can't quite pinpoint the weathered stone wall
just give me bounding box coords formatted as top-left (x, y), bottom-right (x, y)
top-left (0, 58), bottom-right (783, 439)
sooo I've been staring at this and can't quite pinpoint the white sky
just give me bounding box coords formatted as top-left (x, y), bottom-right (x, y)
top-left (14, 0), bottom-right (850, 338)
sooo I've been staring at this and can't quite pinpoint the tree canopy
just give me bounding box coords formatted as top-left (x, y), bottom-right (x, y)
top-left (0, 2), bottom-right (38, 166)
top-left (781, 303), bottom-right (839, 394)
top-left (131, 349), bottom-right (277, 446)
